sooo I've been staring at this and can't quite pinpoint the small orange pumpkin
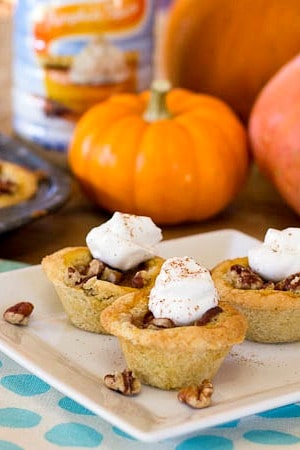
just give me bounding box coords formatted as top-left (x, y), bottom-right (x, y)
top-left (68, 81), bottom-right (249, 224)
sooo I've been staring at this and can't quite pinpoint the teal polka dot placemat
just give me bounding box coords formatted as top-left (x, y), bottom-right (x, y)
top-left (0, 259), bottom-right (29, 273)
top-left (0, 261), bottom-right (299, 449)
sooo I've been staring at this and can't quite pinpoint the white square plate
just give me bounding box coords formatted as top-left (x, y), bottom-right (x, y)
top-left (0, 229), bottom-right (299, 442)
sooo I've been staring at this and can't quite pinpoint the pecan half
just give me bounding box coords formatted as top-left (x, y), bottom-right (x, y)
top-left (3, 302), bottom-right (34, 325)
top-left (228, 264), bottom-right (264, 289)
top-left (104, 369), bottom-right (141, 396)
top-left (178, 379), bottom-right (214, 409)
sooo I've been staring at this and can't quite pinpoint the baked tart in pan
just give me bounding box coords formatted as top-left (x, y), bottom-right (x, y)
top-left (0, 159), bottom-right (39, 208)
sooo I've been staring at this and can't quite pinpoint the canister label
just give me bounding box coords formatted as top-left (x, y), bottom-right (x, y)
top-left (13, 0), bottom-right (155, 151)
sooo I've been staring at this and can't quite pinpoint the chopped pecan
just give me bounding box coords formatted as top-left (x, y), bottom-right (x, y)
top-left (138, 307), bottom-right (223, 330)
top-left (228, 264), bottom-right (300, 293)
top-left (137, 310), bottom-right (175, 329)
top-left (131, 270), bottom-right (150, 288)
top-left (178, 379), bottom-right (214, 409)
top-left (66, 258), bottom-right (153, 289)
top-left (263, 281), bottom-right (276, 290)
top-left (3, 302), bottom-right (34, 325)
top-left (228, 264), bottom-right (264, 289)
top-left (104, 369), bottom-right (141, 396)
top-left (87, 259), bottom-right (105, 278)
top-left (142, 310), bottom-right (155, 325)
top-left (146, 317), bottom-right (176, 329)
top-left (0, 163), bottom-right (18, 194)
top-left (275, 272), bottom-right (300, 293)
top-left (66, 259), bottom-right (105, 287)
top-left (100, 266), bottom-right (123, 284)
top-left (0, 178), bottom-right (17, 195)
top-left (194, 306), bottom-right (223, 326)
top-left (130, 310), bottom-right (153, 328)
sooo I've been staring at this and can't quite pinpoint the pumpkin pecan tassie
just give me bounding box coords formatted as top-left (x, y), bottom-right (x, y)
top-left (212, 256), bottom-right (300, 343)
top-left (101, 257), bottom-right (247, 390)
top-left (42, 212), bottom-right (164, 334)
top-left (212, 227), bottom-right (300, 343)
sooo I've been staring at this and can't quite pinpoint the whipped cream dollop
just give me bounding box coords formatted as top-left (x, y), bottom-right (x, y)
top-left (248, 227), bottom-right (300, 282)
top-left (149, 256), bottom-right (219, 326)
top-left (70, 37), bottom-right (129, 85)
top-left (86, 212), bottom-right (162, 271)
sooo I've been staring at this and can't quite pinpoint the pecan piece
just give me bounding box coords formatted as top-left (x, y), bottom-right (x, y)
top-left (100, 267), bottom-right (123, 284)
top-left (178, 379), bottom-right (214, 409)
top-left (263, 281), bottom-right (275, 290)
top-left (0, 164), bottom-right (17, 195)
top-left (66, 259), bottom-right (105, 287)
top-left (0, 178), bottom-right (17, 195)
top-left (87, 259), bottom-right (105, 278)
top-left (131, 270), bottom-right (150, 288)
top-left (228, 264), bottom-right (264, 289)
top-left (140, 310), bottom-right (176, 329)
top-left (3, 302), bottom-right (34, 325)
top-left (275, 272), bottom-right (300, 293)
top-left (146, 317), bottom-right (176, 329)
top-left (104, 369), bottom-right (141, 396)
top-left (194, 306), bottom-right (223, 326)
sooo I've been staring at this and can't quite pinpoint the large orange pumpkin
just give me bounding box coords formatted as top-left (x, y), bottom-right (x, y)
top-left (68, 81), bottom-right (249, 224)
top-left (249, 55), bottom-right (300, 216)
top-left (163, 0), bottom-right (300, 122)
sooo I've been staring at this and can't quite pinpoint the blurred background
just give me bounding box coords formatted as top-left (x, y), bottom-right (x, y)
top-left (0, 0), bottom-right (299, 262)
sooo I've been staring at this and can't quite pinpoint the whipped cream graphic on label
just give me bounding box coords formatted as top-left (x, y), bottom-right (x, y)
top-left (248, 227), bottom-right (300, 282)
top-left (149, 256), bottom-right (219, 326)
top-left (70, 37), bottom-right (130, 85)
top-left (86, 212), bottom-right (162, 271)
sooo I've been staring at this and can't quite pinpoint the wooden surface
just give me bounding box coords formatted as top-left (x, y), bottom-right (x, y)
top-left (0, 13), bottom-right (299, 265)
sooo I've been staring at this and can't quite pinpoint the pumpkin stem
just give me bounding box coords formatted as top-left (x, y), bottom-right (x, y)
top-left (143, 79), bottom-right (173, 122)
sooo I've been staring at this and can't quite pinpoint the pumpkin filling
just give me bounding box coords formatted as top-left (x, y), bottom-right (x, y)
top-left (227, 264), bottom-right (300, 293)
top-left (132, 306), bottom-right (223, 330)
top-left (65, 257), bottom-right (152, 290)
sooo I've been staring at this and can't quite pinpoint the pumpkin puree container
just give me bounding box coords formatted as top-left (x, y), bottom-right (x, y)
top-left (13, 0), bottom-right (156, 152)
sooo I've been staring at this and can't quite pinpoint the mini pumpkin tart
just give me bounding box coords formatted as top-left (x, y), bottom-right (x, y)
top-left (42, 247), bottom-right (164, 334)
top-left (211, 256), bottom-right (300, 343)
top-left (42, 212), bottom-right (164, 334)
top-left (101, 258), bottom-right (247, 390)
top-left (0, 159), bottom-right (39, 208)
top-left (100, 293), bottom-right (247, 390)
